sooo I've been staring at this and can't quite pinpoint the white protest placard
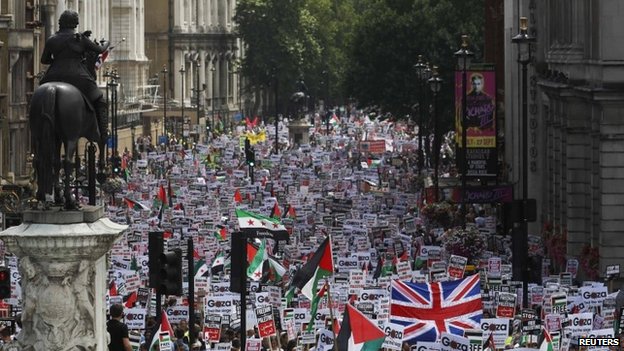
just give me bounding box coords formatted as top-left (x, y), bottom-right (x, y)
top-left (480, 318), bottom-right (511, 349)
top-left (337, 257), bottom-right (359, 272)
top-left (165, 305), bottom-right (189, 324)
top-left (213, 343), bottom-right (230, 351)
top-left (396, 261), bottom-right (412, 281)
top-left (245, 338), bottom-right (262, 351)
top-left (579, 285), bottom-right (608, 307)
top-left (317, 329), bottom-right (334, 351)
top-left (440, 332), bottom-right (470, 351)
top-left (487, 257), bottom-right (502, 278)
top-left (381, 322), bottom-right (404, 351)
top-left (124, 307), bottom-right (146, 330)
top-left (414, 341), bottom-right (441, 351)
top-left (349, 271), bottom-right (366, 294)
top-left (448, 255), bottom-right (467, 280)
top-left (566, 312), bottom-right (593, 335)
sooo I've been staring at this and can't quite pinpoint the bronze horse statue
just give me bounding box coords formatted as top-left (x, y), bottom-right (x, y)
top-left (29, 82), bottom-right (106, 209)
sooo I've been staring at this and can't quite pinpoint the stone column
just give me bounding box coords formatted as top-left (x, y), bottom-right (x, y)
top-left (565, 98), bottom-right (591, 258)
top-left (0, 207), bottom-right (127, 351)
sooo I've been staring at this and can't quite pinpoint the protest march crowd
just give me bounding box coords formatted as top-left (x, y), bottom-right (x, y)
top-left (2, 110), bottom-right (624, 351)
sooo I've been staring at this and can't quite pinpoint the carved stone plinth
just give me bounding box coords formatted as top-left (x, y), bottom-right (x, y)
top-left (288, 119), bottom-right (312, 146)
top-left (0, 206), bottom-right (127, 351)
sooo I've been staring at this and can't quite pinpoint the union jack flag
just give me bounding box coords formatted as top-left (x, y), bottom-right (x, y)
top-left (390, 274), bottom-right (483, 344)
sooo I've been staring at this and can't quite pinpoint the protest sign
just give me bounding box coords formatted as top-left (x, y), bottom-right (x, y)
top-left (448, 255), bottom-right (467, 280)
top-left (439, 332), bottom-right (469, 351)
top-left (256, 305), bottom-right (277, 338)
top-left (204, 314), bottom-right (222, 343)
top-left (382, 322), bottom-right (404, 351)
top-left (496, 292), bottom-right (516, 318)
top-left (480, 318), bottom-right (511, 349)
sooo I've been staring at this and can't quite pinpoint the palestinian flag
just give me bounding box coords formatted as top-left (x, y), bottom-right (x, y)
top-left (247, 242), bottom-right (286, 282)
top-left (214, 225), bottom-right (227, 241)
top-left (290, 237), bottom-right (333, 301)
top-left (336, 304), bottom-right (385, 351)
top-left (158, 185), bottom-right (167, 207)
top-left (284, 204), bottom-right (297, 219)
top-left (234, 189), bottom-right (243, 203)
top-left (149, 310), bottom-right (175, 351)
top-left (270, 201), bottom-right (282, 219)
top-left (109, 281), bottom-right (118, 296)
top-left (484, 332), bottom-right (496, 351)
top-left (124, 291), bottom-right (138, 308)
top-left (211, 251), bottom-right (226, 276)
top-left (539, 327), bottom-right (553, 351)
top-left (236, 208), bottom-right (289, 241)
top-left (124, 197), bottom-right (149, 211)
top-left (247, 239), bottom-right (268, 281)
top-left (307, 281), bottom-right (329, 331)
top-left (372, 256), bottom-right (384, 280)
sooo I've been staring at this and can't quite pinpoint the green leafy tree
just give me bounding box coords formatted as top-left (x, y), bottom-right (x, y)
top-left (345, 0), bottom-right (484, 126)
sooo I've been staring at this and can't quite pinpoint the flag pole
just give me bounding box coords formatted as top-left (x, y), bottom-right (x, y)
top-left (326, 282), bottom-right (338, 351)
top-left (326, 231), bottom-right (338, 351)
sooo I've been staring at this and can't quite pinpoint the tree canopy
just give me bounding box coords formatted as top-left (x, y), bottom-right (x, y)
top-left (234, 0), bottom-right (485, 122)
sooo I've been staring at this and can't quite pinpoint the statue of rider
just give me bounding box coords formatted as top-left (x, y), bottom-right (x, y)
top-left (39, 10), bottom-right (109, 140)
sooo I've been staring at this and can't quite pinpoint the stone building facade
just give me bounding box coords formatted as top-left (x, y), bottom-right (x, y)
top-left (145, 0), bottom-right (243, 142)
top-left (505, 0), bottom-right (624, 277)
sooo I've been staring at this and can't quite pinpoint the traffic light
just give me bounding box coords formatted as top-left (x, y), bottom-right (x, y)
top-left (244, 138), bottom-right (255, 167)
top-left (111, 155), bottom-right (121, 175)
top-left (159, 249), bottom-right (182, 295)
top-left (0, 267), bottom-right (10, 299)
top-left (148, 231), bottom-right (164, 289)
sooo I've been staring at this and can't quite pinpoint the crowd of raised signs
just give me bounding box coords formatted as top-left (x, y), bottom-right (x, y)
top-left (4, 112), bottom-right (624, 351)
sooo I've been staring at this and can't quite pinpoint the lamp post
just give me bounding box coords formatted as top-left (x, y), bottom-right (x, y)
top-left (428, 66), bottom-right (443, 203)
top-left (180, 64), bottom-right (186, 143)
top-left (110, 69), bottom-right (119, 161)
top-left (130, 124), bottom-right (136, 161)
top-left (274, 73), bottom-right (279, 155)
top-left (414, 55), bottom-right (427, 173)
top-left (454, 34), bottom-right (473, 229)
top-left (161, 65), bottom-right (168, 149)
top-left (211, 64), bottom-right (216, 140)
top-left (512, 16), bottom-right (535, 308)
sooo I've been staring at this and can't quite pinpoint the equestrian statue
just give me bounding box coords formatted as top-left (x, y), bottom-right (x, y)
top-left (29, 10), bottom-right (109, 210)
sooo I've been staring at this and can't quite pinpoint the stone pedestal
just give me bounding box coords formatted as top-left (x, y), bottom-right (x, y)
top-left (287, 119), bottom-right (312, 146)
top-left (0, 206), bottom-right (127, 351)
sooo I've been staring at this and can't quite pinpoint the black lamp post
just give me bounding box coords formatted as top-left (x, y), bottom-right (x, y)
top-left (274, 71), bottom-right (279, 155)
top-left (428, 66), bottom-right (443, 203)
top-left (180, 64), bottom-right (186, 143)
top-left (414, 55), bottom-right (427, 173)
top-left (130, 124), bottom-right (136, 161)
top-left (512, 16), bottom-right (535, 308)
top-left (161, 65), bottom-right (168, 149)
top-left (110, 69), bottom-right (119, 160)
top-left (454, 34), bottom-right (474, 229)
top-left (211, 64), bottom-right (216, 140)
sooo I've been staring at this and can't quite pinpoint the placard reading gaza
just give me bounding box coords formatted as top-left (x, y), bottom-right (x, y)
top-left (124, 308), bottom-right (146, 330)
top-left (439, 332), bottom-right (470, 351)
top-left (255, 306), bottom-right (276, 338)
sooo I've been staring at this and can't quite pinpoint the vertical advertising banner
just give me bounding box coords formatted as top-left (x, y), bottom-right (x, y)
top-left (455, 70), bottom-right (498, 178)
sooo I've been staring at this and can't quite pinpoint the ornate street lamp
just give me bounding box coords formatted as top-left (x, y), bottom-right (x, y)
top-left (428, 66), bottom-right (443, 203)
top-left (414, 55), bottom-right (427, 173)
top-left (454, 34), bottom-right (474, 229)
top-left (512, 16), bottom-right (536, 308)
top-left (179, 64), bottom-right (186, 143)
top-left (161, 65), bottom-right (168, 149)
top-left (211, 64), bottom-right (216, 140)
